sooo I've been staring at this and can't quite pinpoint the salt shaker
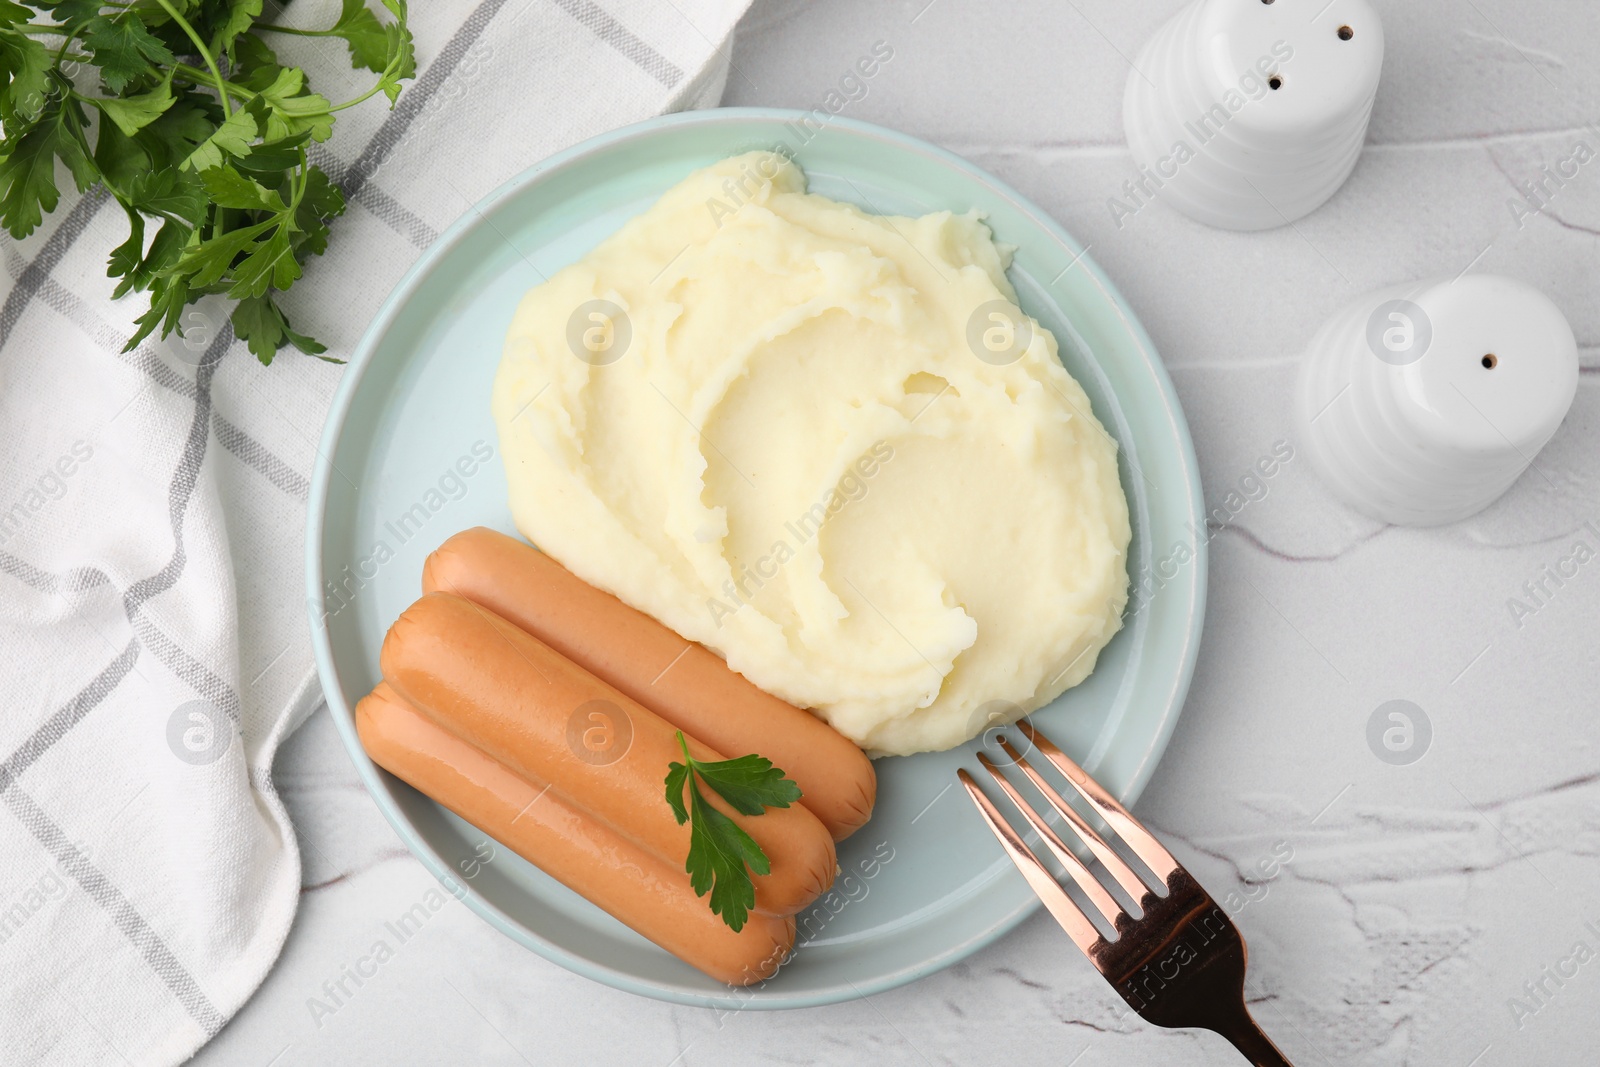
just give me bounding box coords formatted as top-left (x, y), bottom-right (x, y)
top-left (1294, 274), bottom-right (1578, 526)
top-left (1121, 0), bottom-right (1384, 231)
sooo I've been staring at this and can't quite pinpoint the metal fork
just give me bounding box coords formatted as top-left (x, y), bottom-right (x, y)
top-left (959, 719), bottom-right (1294, 1066)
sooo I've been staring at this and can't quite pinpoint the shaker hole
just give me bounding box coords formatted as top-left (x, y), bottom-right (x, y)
top-left (1261, 0), bottom-right (1274, 5)
top-left (1482, 354), bottom-right (1498, 369)
top-left (1339, 25), bottom-right (1354, 40)
top-left (1269, 75), bottom-right (1283, 90)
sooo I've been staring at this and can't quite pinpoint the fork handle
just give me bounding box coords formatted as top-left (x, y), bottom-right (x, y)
top-left (1220, 1008), bottom-right (1295, 1067)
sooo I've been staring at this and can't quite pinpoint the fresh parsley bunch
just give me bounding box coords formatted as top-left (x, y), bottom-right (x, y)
top-left (665, 731), bottom-right (804, 932)
top-left (0, 0), bottom-right (414, 363)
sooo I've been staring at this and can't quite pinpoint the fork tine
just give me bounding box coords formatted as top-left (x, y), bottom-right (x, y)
top-left (1015, 720), bottom-right (1181, 881)
top-left (974, 754), bottom-right (1122, 927)
top-left (957, 770), bottom-right (1106, 955)
top-left (996, 738), bottom-right (1154, 907)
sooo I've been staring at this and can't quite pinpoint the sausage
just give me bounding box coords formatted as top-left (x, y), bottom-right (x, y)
top-left (356, 683), bottom-right (795, 985)
top-left (380, 591), bottom-right (836, 917)
top-left (422, 527), bottom-right (876, 841)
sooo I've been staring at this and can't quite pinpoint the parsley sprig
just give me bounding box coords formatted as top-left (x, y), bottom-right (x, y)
top-left (0, 0), bottom-right (415, 364)
top-left (664, 730), bottom-right (803, 932)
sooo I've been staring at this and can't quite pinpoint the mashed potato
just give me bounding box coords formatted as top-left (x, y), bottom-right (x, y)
top-left (491, 152), bottom-right (1129, 756)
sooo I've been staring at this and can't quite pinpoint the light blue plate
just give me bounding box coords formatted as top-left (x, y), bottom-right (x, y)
top-left (306, 109), bottom-right (1205, 1010)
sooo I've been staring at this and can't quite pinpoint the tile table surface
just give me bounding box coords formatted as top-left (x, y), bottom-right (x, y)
top-left (193, 1), bottom-right (1600, 1063)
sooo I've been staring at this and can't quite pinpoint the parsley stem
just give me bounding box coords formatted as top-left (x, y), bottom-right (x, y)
top-left (51, 24), bottom-right (81, 63)
top-left (332, 47), bottom-right (410, 112)
top-left (255, 25), bottom-right (343, 38)
top-left (152, 0), bottom-right (232, 116)
top-left (329, 82), bottom-right (386, 112)
top-left (171, 64), bottom-right (259, 103)
top-left (289, 145), bottom-right (310, 212)
top-left (674, 730), bottom-right (701, 807)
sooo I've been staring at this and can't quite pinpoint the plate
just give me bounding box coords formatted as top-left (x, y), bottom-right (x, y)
top-left (306, 109), bottom-right (1206, 1010)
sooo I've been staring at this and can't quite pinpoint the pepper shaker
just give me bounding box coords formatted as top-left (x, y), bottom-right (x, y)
top-left (1121, 0), bottom-right (1384, 231)
top-left (1294, 274), bottom-right (1578, 526)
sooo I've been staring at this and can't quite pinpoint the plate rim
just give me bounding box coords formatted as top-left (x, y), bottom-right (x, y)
top-left (305, 106), bottom-right (1207, 1010)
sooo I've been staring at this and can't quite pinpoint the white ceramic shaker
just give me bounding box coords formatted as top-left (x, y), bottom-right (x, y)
top-left (1122, 0), bottom-right (1384, 231)
top-left (1294, 274), bottom-right (1578, 526)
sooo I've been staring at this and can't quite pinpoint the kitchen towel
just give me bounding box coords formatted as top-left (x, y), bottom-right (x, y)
top-left (0, 1), bottom-right (749, 1063)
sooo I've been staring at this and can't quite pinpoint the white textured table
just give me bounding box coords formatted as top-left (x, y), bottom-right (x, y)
top-left (195, 1), bottom-right (1600, 1062)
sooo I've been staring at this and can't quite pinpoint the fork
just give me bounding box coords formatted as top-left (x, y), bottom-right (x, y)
top-left (959, 719), bottom-right (1294, 1066)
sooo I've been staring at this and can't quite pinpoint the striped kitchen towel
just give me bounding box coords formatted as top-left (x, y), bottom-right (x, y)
top-left (0, 1), bottom-right (748, 1063)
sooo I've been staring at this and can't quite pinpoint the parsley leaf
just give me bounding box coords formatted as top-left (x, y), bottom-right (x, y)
top-left (172, 218), bottom-right (275, 289)
top-left (693, 753), bottom-right (803, 816)
top-left (182, 102), bottom-right (259, 171)
top-left (136, 91), bottom-right (216, 170)
top-left (106, 208), bottom-right (145, 279)
top-left (0, 26), bottom-right (51, 125)
top-left (227, 223), bottom-right (300, 298)
top-left (331, 0), bottom-right (388, 73)
top-left (126, 270), bottom-right (190, 351)
top-left (212, 0), bottom-right (262, 59)
top-left (231, 31), bottom-right (284, 91)
top-left (29, 0), bottom-right (98, 31)
top-left (82, 12), bottom-right (177, 94)
top-left (230, 129), bottom-right (310, 175)
top-left (95, 74), bottom-right (174, 137)
top-left (0, 85), bottom-right (94, 238)
top-left (664, 731), bottom-right (804, 932)
top-left (289, 164), bottom-right (343, 256)
top-left (93, 114), bottom-right (148, 187)
top-left (255, 67), bottom-right (333, 142)
top-left (231, 291), bottom-right (327, 364)
top-left (110, 214), bottom-right (187, 298)
top-left (199, 163), bottom-right (285, 212)
top-left (375, 0), bottom-right (414, 104)
top-left (125, 167), bottom-right (208, 225)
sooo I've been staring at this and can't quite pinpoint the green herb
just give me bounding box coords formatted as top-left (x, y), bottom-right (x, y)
top-left (0, 0), bottom-right (415, 364)
top-left (664, 730), bottom-right (803, 932)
